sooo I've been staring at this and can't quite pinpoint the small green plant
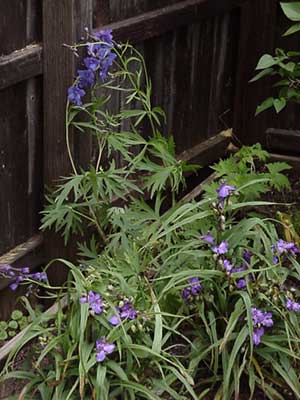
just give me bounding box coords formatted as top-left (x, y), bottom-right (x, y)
top-left (252, 2), bottom-right (300, 115)
top-left (0, 310), bottom-right (31, 343)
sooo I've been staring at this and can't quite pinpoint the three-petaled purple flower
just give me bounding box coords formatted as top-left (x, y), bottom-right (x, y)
top-left (201, 232), bottom-right (215, 244)
top-left (80, 291), bottom-right (104, 315)
top-left (216, 182), bottom-right (236, 200)
top-left (95, 338), bottom-right (115, 362)
top-left (67, 85), bottom-right (85, 106)
top-left (182, 277), bottom-right (202, 302)
top-left (272, 239), bottom-right (299, 257)
top-left (251, 306), bottom-right (273, 345)
top-left (212, 241), bottom-right (228, 255)
top-left (286, 298), bottom-right (300, 312)
top-left (109, 301), bottom-right (137, 326)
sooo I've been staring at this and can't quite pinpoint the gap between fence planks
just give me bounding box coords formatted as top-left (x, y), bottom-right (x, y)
top-left (93, 0), bottom-right (248, 43)
top-left (0, 44), bottom-right (43, 90)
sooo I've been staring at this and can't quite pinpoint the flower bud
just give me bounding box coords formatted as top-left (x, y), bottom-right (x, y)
top-left (131, 325), bottom-right (137, 333)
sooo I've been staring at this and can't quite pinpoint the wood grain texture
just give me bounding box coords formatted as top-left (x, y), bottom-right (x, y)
top-left (266, 129), bottom-right (300, 155)
top-left (0, 45), bottom-right (42, 90)
top-left (93, 0), bottom-right (247, 43)
top-left (234, 0), bottom-right (278, 145)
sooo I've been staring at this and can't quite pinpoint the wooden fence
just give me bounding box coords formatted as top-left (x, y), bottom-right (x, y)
top-left (1, 0), bottom-right (300, 317)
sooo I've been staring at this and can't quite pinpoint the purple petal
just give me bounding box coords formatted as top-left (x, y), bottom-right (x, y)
top-left (96, 350), bottom-right (106, 362)
top-left (108, 315), bottom-right (120, 326)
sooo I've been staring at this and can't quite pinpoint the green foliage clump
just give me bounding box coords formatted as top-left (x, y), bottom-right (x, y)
top-left (2, 31), bottom-right (300, 400)
top-left (252, 2), bottom-right (300, 114)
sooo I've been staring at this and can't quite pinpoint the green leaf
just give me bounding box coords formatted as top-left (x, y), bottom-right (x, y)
top-left (273, 97), bottom-right (287, 113)
top-left (284, 22), bottom-right (300, 36)
top-left (281, 2), bottom-right (300, 21)
top-left (250, 67), bottom-right (274, 82)
top-left (256, 54), bottom-right (278, 70)
top-left (255, 97), bottom-right (274, 116)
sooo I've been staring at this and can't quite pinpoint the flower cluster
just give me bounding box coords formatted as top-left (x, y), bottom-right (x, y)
top-left (272, 239), bottom-right (299, 263)
top-left (68, 29), bottom-right (116, 106)
top-left (182, 277), bottom-right (202, 302)
top-left (109, 300), bottom-right (137, 326)
top-left (0, 264), bottom-right (47, 291)
top-left (80, 291), bottom-right (104, 315)
top-left (95, 337), bottom-right (115, 362)
top-left (286, 298), bottom-right (300, 312)
top-left (251, 307), bottom-right (273, 346)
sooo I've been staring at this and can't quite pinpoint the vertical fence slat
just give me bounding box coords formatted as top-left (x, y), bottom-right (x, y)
top-left (234, 0), bottom-right (277, 145)
top-left (43, 0), bottom-right (93, 283)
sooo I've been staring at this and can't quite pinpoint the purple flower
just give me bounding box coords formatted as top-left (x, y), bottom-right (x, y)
top-left (201, 232), bottom-right (215, 244)
top-left (243, 250), bottom-right (252, 264)
top-left (83, 56), bottom-right (100, 71)
top-left (216, 182), bottom-right (236, 200)
top-left (182, 277), bottom-right (202, 302)
top-left (78, 69), bottom-right (95, 88)
top-left (286, 298), bottom-right (300, 312)
top-left (0, 264), bottom-right (47, 291)
top-left (212, 241), bottom-right (228, 255)
top-left (250, 306), bottom-right (273, 346)
top-left (9, 283), bottom-right (19, 291)
top-left (223, 259), bottom-right (233, 273)
top-left (109, 301), bottom-right (137, 326)
top-left (68, 85), bottom-right (85, 106)
top-left (251, 307), bottom-right (273, 328)
top-left (80, 291), bottom-right (104, 315)
top-left (93, 29), bottom-right (114, 45)
top-left (236, 279), bottom-right (247, 289)
top-left (273, 239), bottom-right (299, 256)
top-left (253, 327), bottom-right (265, 346)
top-left (95, 337), bottom-right (115, 363)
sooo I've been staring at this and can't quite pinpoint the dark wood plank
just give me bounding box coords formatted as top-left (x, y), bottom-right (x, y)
top-left (233, 0), bottom-right (278, 146)
top-left (43, 0), bottom-right (93, 284)
top-left (0, 44), bottom-right (42, 90)
top-left (266, 129), bottom-right (300, 156)
top-left (93, 0), bottom-right (248, 43)
top-left (0, 234), bottom-right (44, 291)
top-left (179, 129), bottom-right (232, 166)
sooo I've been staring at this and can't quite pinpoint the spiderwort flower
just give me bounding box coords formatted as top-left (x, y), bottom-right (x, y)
top-left (216, 182), bottom-right (236, 200)
top-left (95, 338), bottom-right (115, 362)
top-left (109, 301), bottom-right (137, 326)
top-left (80, 291), bottom-right (104, 315)
top-left (272, 239), bottom-right (299, 257)
top-left (223, 259), bottom-right (233, 273)
top-left (286, 298), bottom-right (300, 312)
top-left (201, 232), bottom-right (215, 244)
top-left (243, 250), bottom-right (252, 264)
top-left (67, 85), bottom-right (85, 106)
top-left (212, 241), bottom-right (228, 255)
top-left (182, 277), bottom-right (202, 302)
top-left (250, 306), bottom-right (273, 345)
